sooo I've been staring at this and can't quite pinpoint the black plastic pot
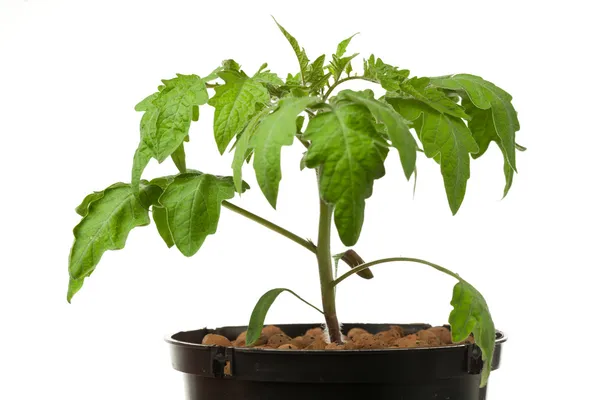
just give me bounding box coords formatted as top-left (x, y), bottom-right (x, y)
top-left (167, 323), bottom-right (506, 400)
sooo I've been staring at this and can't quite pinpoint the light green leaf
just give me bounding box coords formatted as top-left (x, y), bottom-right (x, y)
top-left (462, 99), bottom-right (514, 197)
top-left (246, 288), bottom-right (323, 346)
top-left (273, 18), bottom-right (309, 84)
top-left (329, 53), bottom-right (359, 81)
top-left (449, 281), bottom-right (496, 388)
top-left (339, 90), bottom-right (417, 180)
top-left (430, 74), bottom-right (519, 172)
top-left (75, 190), bottom-right (105, 217)
top-left (252, 96), bottom-right (318, 208)
top-left (137, 74), bottom-right (208, 162)
top-left (254, 71), bottom-right (285, 87)
top-left (208, 70), bottom-right (270, 154)
top-left (303, 102), bottom-right (388, 246)
top-left (336, 33), bottom-right (359, 57)
top-left (398, 77), bottom-right (470, 119)
top-left (67, 277), bottom-right (85, 303)
top-left (68, 183), bottom-right (154, 301)
top-left (131, 141), bottom-right (154, 194)
top-left (171, 142), bottom-right (187, 173)
top-left (388, 99), bottom-right (479, 214)
top-left (232, 107), bottom-right (272, 193)
top-left (363, 55), bottom-right (410, 91)
top-left (158, 172), bottom-right (241, 257)
top-left (152, 207), bottom-right (174, 248)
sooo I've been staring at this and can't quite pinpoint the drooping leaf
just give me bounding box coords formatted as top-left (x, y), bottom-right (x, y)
top-left (303, 102), bottom-right (388, 246)
top-left (208, 70), bottom-right (270, 154)
top-left (246, 288), bottom-right (323, 346)
top-left (430, 74), bottom-right (519, 172)
top-left (335, 33), bottom-right (359, 57)
top-left (273, 18), bottom-right (310, 84)
top-left (68, 183), bottom-right (155, 301)
top-left (462, 99), bottom-right (514, 197)
top-left (171, 142), bottom-right (187, 173)
top-left (339, 90), bottom-right (416, 180)
top-left (398, 77), bottom-right (470, 119)
top-left (252, 96), bottom-right (318, 208)
top-left (363, 55), bottom-right (410, 91)
top-left (158, 172), bottom-right (244, 257)
top-left (152, 206), bottom-right (174, 248)
top-left (388, 98), bottom-right (479, 214)
top-left (232, 107), bottom-right (273, 193)
top-left (449, 281), bottom-right (496, 388)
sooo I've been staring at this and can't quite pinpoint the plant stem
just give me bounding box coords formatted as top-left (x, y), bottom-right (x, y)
top-left (316, 199), bottom-right (343, 343)
top-left (331, 257), bottom-right (463, 287)
top-left (222, 201), bottom-right (315, 252)
top-left (323, 75), bottom-right (378, 100)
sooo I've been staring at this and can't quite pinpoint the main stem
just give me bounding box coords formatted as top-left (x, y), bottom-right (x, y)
top-left (316, 199), bottom-right (343, 343)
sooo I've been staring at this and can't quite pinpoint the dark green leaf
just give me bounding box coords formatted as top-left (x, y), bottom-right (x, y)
top-left (152, 207), bottom-right (174, 248)
top-left (252, 97), bottom-right (318, 208)
top-left (303, 102), bottom-right (388, 246)
top-left (462, 99), bottom-right (514, 197)
top-left (339, 90), bottom-right (416, 180)
top-left (388, 98), bottom-right (479, 213)
top-left (398, 77), bottom-right (470, 119)
top-left (68, 183), bottom-right (154, 301)
top-left (246, 288), bottom-right (323, 346)
top-left (273, 18), bottom-right (310, 84)
top-left (222, 59), bottom-right (241, 72)
top-left (158, 172), bottom-right (240, 257)
top-left (449, 281), bottom-right (496, 388)
top-left (192, 105), bottom-right (200, 122)
top-left (208, 70), bottom-right (270, 154)
top-left (430, 74), bottom-right (519, 172)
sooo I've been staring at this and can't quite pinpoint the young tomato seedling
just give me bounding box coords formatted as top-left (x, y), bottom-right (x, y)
top-left (67, 19), bottom-right (522, 387)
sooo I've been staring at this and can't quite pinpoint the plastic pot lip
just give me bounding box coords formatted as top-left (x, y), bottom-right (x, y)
top-left (165, 322), bottom-right (507, 353)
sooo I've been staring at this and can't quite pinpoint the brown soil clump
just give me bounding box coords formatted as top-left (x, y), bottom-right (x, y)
top-left (222, 325), bottom-right (465, 351)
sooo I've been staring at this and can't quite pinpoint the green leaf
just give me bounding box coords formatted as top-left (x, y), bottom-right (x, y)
top-left (132, 74), bottom-right (208, 191)
top-left (363, 55), bottom-right (410, 91)
top-left (252, 96), bottom-right (318, 208)
top-left (335, 33), bottom-right (359, 57)
top-left (67, 277), bottom-right (85, 303)
top-left (68, 183), bottom-right (154, 301)
top-left (462, 99), bottom-right (514, 197)
top-left (398, 77), bottom-right (470, 120)
top-left (75, 190), bottom-right (105, 217)
top-left (449, 281), bottom-right (496, 388)
top-left (430, 74), bottom-right (519, 172)
top-left (208, 70), bottom-right (270, 154)
top-left (273, 18), bottom-right (309, 84)
top-left (246, 288), bottom-right (323, 346)
top-left (152, 207), bottom-right (174, 248)
top-left (339, 90), bottom-right (417, 180)
top-left (171, 142), bottom-right (187, 173)
top-left (329, 53), bottom-right (359, 81)
top-left (158, 172), bottom-right (241, 257)
top-left (192, 105), bottom-right (200, 122)
top-left (254, 71), bottom-right (285, 87)
top-left (303, 102), bottom-right (388, 246)
top-left (131, 141), bottom-right (154, 194)
top-left (388, 99), bottom-right (479, 213)
top-left (232, 107), bottom-right (273, 193)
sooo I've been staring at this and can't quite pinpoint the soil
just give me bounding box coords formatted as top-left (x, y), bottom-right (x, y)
top-left (201, 325), bottom-right (474, 350)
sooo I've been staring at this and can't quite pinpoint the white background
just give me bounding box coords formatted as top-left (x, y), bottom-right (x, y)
top-left (1, 0), bottom-right (598, 399)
